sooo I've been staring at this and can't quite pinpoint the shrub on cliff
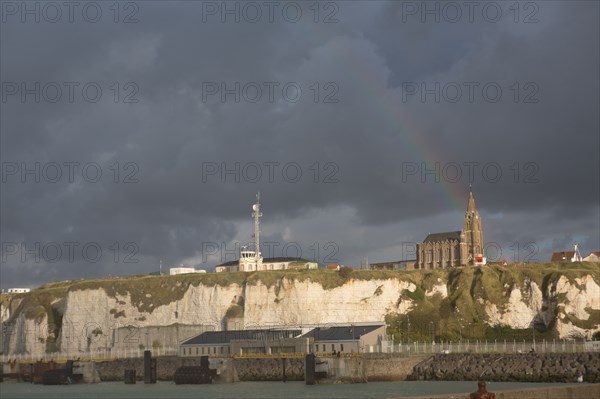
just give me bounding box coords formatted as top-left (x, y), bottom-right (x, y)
top-left (338, 266), bottom-right (353, 279)
top-left (225, 304), bottom-right (244, 318)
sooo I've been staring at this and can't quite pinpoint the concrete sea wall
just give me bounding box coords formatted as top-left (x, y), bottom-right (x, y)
top-left (235, 358), bottom-right (304, 381)
top-left (365, 354), bottom-right (430, 381)
top-left (95, 356), bottom-right (305, 382)
top-left (92, 354), bottom-right (428, 382)
top-left (95, 356), bottom-right (201, 381)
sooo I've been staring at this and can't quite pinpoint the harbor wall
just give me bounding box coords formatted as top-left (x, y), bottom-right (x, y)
top-left (365, 354), bottom-right (430, 381)
top-left (6, 352), bottom-right (598, 383)
top-left (229, 353), bottom-right (599, 383)
top-left (235, 357), bottom-right (303, 381)
top-left (93, 354), bottom-right (426, 382)
top-left (95, 356), bottom-right (200, 381)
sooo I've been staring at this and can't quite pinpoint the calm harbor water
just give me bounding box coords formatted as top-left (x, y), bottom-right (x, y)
top-left (0, 381), bottom-right (569, 399)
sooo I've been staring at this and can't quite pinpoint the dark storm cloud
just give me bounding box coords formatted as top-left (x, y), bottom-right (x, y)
top-left (1, 1), bottom-right (598, 288)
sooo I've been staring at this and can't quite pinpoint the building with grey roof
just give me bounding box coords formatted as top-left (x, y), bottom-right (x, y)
top-left (301, 324), bottom-right (386, 353)
top-left (179, 324), bottom-right (388, 357)
top-left (179, 328), bottom-right (306, 357)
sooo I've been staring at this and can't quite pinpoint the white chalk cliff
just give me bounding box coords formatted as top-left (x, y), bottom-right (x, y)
top-left (1, 268), bottom-right (599, 356)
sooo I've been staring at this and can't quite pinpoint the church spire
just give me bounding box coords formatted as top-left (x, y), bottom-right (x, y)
top-left (467, 185), bottom-right (476, 213)
top-left (463, 186), bottom-right (484, 265)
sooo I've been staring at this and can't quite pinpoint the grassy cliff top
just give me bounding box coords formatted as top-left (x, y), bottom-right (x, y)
top-left (1, 262), bottom-right (598, 318)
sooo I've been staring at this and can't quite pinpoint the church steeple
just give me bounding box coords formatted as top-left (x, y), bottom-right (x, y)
top-left (463, 186), bottom-right (484, 265)
top-left (467, 186), bottom-right (477, 213)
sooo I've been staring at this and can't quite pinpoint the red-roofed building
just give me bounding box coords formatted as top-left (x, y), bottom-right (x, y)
top-left (550, 251), bottom-right (577, 262)
top-left (551, 243), bottom-right (585, 263)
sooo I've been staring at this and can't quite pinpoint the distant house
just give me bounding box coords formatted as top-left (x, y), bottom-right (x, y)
top-left (170, 267), bottom-right (207, 275)
top-left (551, 243), bottom-right (585, 263)
top-left (369, 261), bottom-right (416, 271)
top-left (7, 288), bottom-right (30, 293)
top-left (550, 251), bottom-right (578, 262)
top-left (583, 252), bottom-right (600, 262)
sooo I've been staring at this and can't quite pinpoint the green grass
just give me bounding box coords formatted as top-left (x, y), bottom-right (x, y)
top-left (484, 324), bottom-right (557, 340)
top-left (563, 308), bottom-right (600, 330)
top-left (402, 287), bottom-right (425, 302)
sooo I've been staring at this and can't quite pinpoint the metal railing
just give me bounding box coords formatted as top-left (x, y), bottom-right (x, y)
top-left (365, 339), bottom-right (599, 354)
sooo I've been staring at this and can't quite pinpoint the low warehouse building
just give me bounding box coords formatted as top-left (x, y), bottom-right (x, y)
top-left (302, 324), bottom-right (387, 353)
top-left (179, 324), bottom-right (388, 357)
top-left (180, 329), bottom-right (306, 357)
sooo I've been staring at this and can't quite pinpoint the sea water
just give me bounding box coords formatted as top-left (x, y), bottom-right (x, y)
top-left (0, 380), bottom-right (569, 399)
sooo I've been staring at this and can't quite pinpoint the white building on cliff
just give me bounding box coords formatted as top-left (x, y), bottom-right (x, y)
top-left (215, 193), bottom-right (318, 272)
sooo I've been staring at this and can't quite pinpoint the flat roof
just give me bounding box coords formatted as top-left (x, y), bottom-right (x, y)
top-left (301, 325), bottom-right (384, 342)
top-left (181, 329), bottom-right (302, 345)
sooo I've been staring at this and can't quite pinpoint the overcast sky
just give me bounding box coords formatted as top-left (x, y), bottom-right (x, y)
top-left (1, 1), bottom-right (598, 289)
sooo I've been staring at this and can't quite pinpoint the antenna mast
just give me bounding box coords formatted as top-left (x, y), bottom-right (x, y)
top-left (252, 192), bottom-right (263, 268)
top-left (573, 243), bottom-right (582, 262)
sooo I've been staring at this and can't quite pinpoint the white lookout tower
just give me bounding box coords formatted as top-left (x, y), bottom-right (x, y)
top-left (214, 192), bottom-right (317, 273)
top-left (238, 193), bottom-right (264, 271)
